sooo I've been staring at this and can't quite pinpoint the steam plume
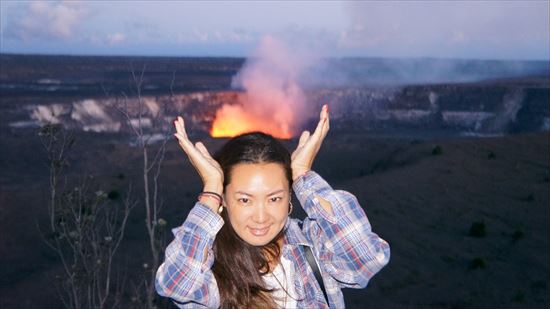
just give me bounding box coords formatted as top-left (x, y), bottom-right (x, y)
top-left (210, 36), bottom-right (315, 139)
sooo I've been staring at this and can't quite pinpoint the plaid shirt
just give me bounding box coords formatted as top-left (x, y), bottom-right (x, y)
top-left (155, 170), bottom-right (391, 308)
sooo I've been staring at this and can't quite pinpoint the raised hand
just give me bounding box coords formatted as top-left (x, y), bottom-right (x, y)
top-left (173, 116), bottom-right (224, 197)
top-left (291, 104), bottom-right (330, 181)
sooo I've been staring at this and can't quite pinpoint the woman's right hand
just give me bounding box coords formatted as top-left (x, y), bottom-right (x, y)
top-left (173, 116), bottom-right (224, 196)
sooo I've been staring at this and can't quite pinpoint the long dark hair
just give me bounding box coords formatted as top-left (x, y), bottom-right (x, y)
top-left (212, 131), bottom-right (292, 309)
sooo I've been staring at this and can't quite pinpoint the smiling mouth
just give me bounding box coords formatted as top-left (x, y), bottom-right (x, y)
top-left (249, 226), bottom-right (270, 236)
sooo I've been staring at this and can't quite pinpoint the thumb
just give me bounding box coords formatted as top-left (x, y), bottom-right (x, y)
top-left (298, 131), bottom-right (310, 148)
top-left (195, 141), bottom-right (212, 158)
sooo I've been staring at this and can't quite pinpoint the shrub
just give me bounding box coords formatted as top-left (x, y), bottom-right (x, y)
top-left (522, 193), bottom-right (535, 202)
top-left (511, 290), bottom-right (525, 303)
top-left (512, 229), bottom-right (525, 242)
top-left (440, 255), bottom-right (455, 264)
top-left (531, 280), bottom-right (546, 290)
top-left (432, 145), bottom-right (443, 155)
top-left (108, 190), bottom-right (121, 200)
top-left (469, 221), bottom-right (486, 238)
top-left (469, 257), bottom-right (486, 269)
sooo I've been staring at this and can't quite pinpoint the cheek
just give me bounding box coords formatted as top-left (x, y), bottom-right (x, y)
top-left (272, 202), bottom-right (289, 220)
top-left (226, 205), bottom-right (250, 226)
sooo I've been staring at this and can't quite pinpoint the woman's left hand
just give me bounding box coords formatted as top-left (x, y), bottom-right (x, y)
top-left (291, 104), bottom-right (330, 181)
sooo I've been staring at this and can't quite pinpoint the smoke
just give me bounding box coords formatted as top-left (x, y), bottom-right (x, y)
top-left (487, 89), bottom-right (525, 132)
top-left (211, 19), bottom-right (548, 138)
top-left (301, 57), bottom-right (550, 87)
top-left (211, 36), bottom-right (319, 138)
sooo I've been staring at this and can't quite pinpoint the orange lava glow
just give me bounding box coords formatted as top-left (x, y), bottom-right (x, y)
top-left (210, 103), bottom-right (294, 139)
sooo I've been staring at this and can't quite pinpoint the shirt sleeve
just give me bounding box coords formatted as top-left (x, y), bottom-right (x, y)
top-left (155, 201), bottom-right (224, 308)
top-left (292, 170), bottom-right (391, 289)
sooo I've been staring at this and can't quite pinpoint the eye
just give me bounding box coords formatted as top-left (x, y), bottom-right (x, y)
top-left (270, 197), bottom-right (282, 203)
top-left (238, 197), bottom-right (250, 204)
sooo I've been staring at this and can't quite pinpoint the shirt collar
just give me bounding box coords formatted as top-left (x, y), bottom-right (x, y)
top-left (282, 217), bottom-right (312, 247)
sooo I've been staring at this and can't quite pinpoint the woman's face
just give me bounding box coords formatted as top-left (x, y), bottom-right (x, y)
top-left (223, 162), bottom-right (290, 246)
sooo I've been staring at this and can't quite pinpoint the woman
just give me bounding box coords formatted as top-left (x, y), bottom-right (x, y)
top-left (155, 104), bottom-right (390, 308)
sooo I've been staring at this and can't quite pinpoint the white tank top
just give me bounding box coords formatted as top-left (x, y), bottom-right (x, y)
top-left (262, 255), bottom-right (299, 308)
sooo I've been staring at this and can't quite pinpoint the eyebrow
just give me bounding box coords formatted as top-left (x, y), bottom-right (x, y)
top-left (234, 189), bottom-right (286, 197)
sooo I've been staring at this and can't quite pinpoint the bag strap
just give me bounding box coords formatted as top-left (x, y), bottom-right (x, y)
top-left (301, 245), bottom-right (329, 306)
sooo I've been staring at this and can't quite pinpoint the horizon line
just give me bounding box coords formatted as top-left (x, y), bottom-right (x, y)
top-left (1, 52), bottom-right (549, 63)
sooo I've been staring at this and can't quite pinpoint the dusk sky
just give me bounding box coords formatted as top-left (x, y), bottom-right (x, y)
top-left (1, 0), bottom-right (548, 60)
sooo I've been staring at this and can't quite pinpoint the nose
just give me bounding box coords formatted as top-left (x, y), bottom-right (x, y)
top-left (252, 203), bottom-right (268, 224)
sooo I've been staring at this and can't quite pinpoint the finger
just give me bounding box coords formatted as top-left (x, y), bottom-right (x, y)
top-left (320, 104), bottom-right (329, 136)
top-left (172, 119), bottom-right (212, 170)
top-left (322, 104), bottom-right (329, 124)
top-left (322, 108), bottom-right (330, 136)
top-left (175, 116), bottom-right (189, 139)
top-left (173, 123), bottom-right (196, 153)
top-left (195, 141), bottom-right (213, 159)
top-left (174, 118), bottom-right (182, 137)
top-left (179, 139), bottom-right (208, 168)
top-left (312, 104), bottom-right (328, 139)
top-left (176, 117), bottom-right (191, 142)
top-left (173, 126), bottom-right (191, 145)
top-left (174, 133), bottom-right (194, 155)
top-left (298, 130), bottom-right (310, 147)
top-left (174, 117), bottom-right (195, 150)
